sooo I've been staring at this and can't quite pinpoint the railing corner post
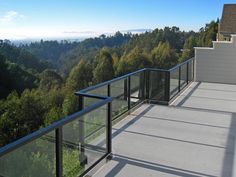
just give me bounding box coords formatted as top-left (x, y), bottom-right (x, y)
top-left (78, 95), bottom-right (87, 167)
top-left (107, 84), bottom-right (112, 159)
top-left (107, 101), bottom-right (112, 159)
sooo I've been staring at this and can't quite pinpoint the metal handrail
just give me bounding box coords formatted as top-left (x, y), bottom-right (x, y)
top-left (168, 57), bottom-right (194, 71)
top-left (78, 68), bottom-right (146, 93)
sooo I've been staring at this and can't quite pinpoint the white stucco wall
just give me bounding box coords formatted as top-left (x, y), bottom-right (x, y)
top-left (195, 35), bottom-right (236, 84)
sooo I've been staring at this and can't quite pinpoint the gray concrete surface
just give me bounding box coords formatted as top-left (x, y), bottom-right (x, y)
top-left (94, 82), bottom-right (236, 177)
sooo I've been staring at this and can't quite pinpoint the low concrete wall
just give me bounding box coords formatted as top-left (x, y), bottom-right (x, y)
top-left (195, 35), bottom-right (236, 84)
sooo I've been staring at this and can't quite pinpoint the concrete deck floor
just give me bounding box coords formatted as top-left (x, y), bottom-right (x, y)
top-left (94, 82), bottom-right (236, 177)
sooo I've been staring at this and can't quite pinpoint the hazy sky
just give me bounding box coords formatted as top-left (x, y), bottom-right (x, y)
top-left (0, 0), bottom-right (235, 39)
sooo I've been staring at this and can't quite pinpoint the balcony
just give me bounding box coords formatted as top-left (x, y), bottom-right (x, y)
top-left (0, 41), bottom-right (236, 177)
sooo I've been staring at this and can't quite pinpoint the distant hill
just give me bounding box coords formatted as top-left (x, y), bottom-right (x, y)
top-left (58, 31), bottom-right (132, 75)
top-left (0, 54), bottom-right (38, 98)
top-left (0, 40), bottom-right (51, 73)
top-left (21, 40), bottom-right (79, 68)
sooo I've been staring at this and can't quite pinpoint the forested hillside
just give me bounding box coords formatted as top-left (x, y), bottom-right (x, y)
top-left (21, 40), bottom-right (78, 68)
top-left (0, 40), bottom-right (51, 72)
top-left (0, 20), bottom-right (218, 147)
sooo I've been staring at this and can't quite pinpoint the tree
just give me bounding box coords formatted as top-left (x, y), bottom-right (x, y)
top-left (0, 91), bottom-right (21, 146)
top-left (66, 59), bottom-right (92, 91)
top-left (116, 46), bottom-right (152, 75)
top-left (151, 42), bottom-right (177, 68)
top-left (198, 20), bottom-right (218, 47)
top-left (180, 35), bottom-right (197, 62)
top-left (0, 90), bottom-right (45, 146)
top-left (44, 106), bottom-right (63, 126)
top-left (62, 93), bottom-right (79, 116)
top-left (93, 49), bottom-right (115, 83)
top-left (39, 69), bottom-right (63, 91)
top-left (0, 56), bottom-right (38, 99)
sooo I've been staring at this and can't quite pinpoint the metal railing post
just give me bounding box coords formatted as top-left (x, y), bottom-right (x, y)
top-left (141, 71), bottom-right (146, 100)
top-left (107, 84), bottom-right (112, 159)
top-left (128, 76), bottom-right (131, 110)
top-left (178, 67), bottom-right (181, 92)
top-left (187, 62), bottom-right (189, 84)
top-left (165, 71), bottom-right (170, 103)
top-left (56, 127), bottom-right (63, 177)
top-left (145, 69), bottom-right (150, 100)
top-left (79, 95), bottom-right (87, 166)
top-left (124, 79), bottom-right (128, 101)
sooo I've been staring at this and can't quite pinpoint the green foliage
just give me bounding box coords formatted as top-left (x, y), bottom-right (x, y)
top-left (58, 33), bottom-right (132, 75)
top-left (0, 151), bottom-right (55, 177)
top-left (180, 35), bottom-right (197, 62)
top-left (39, 69), bottom-right (63, 91)
top-left (198, 20), bottom-right (218, 47)
top-left (0, 90), bottom-right (45, 146)
top-left (0, 91), bottom-right (21, 146)
top-left (116, 46), bottom-right (152, 75)
top-left (151, 42), bottom-right (177, 68)
top-left (93, 49), bottom-right (115, 83)
top-left (0, 135), bottom-right (55, 177)
top-left (66, 59), bottom-right (92, 91)
top-left (21, 40), bottom-right (78, 68)
top-left (0, 40), bottom-right (50, 72)
top-left (44, 106), bottom-right (63, 126)
top-left (0, 55), bottom-right (38, 99)
top-left (63, 150), bottom-right (83, 177)
top-left (62, 93), bottom-right (79, 116)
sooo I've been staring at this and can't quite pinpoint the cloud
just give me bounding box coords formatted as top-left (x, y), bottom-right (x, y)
top-left (62, 31), bottom-right (99, 36)
top-left (0, 11), bottom-right (24, 25)
top-left (121, 28), bottom-right (152, 33)
top-left (62, 30), bottom-right (95, 34)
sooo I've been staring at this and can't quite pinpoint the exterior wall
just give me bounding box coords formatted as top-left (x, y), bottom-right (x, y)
top-left (195, 35), bottom-right (236, 84)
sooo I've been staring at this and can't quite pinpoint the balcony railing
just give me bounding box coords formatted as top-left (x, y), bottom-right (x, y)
top-left (0, 57), bottom-right (194, 177)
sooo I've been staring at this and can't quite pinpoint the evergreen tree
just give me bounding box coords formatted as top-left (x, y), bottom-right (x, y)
top-left (198, 20), bottom-right (218, 47)
top-left (39, 69), bottom-right (63, 91)
top-left (93, 49), bottom-right (115, 83)
top-left (66, 59), bottom-right (92, 91)
top-left (180, 35), bottom-right (197, 62)
top-left (151, 42), bottom-right (177, 68)
top-left (116, 46), bottom-right (152, 75)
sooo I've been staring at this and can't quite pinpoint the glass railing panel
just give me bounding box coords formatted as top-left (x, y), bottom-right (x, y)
top-left (130, 72), bottom-right (144, 107)
top-left (0, 131), bottom-right (56, 177)
top-left (180, 64), bottom-right (187, 89)
top-left (110, 78), bottom-right (128, 119)
top-left (149, 71), bottom-right (166, 101)
top-left (86, 85), bottom-right (107, 96)
top-left (83, 97), bottom-right (102, 109)
top-left (170, 68), bottom-right (179, 99)
top-left (83, 98), bottom-right (107, 141)
top-left (62, 105), bottom-right (107, 177)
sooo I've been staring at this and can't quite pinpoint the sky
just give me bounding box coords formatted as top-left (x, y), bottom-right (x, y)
top-left (0, 0), bottom-right (235, 40)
